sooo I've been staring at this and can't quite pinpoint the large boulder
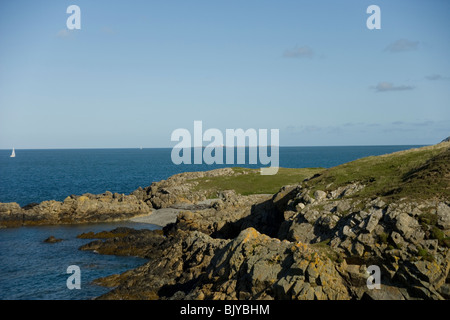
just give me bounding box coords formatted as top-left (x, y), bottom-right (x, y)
top-left (395, 212), bottom-right (424, 243)
top-left (436, 203), bottom-right (450, 229)
top-left (188, 228), bottom-right (350, 300)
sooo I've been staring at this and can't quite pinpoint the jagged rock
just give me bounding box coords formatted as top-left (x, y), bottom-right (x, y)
top-left (342, 264), bottom-right (368, 287)
top-left (361, 285), bottom-right (406, 300)
top-left (91, 226), bottom-right (351, 300)
top-left (370, 197), bottom-right (386, 209)
top-left (439, 284), bottom-right (450, 299)
top-left (303, 194), bottom-right (314, 204)
top-left (288, 223), bottom-right (315, 243)
top-left (395, 212), bottom-right (424, 242)
top-left (144, 168), bottom-right (237, 209)
top-left (353, 242), bottom-right (365, 256)
top-left (295, 202), bottom-right (305, 211)
top-left (302, 209), bottom-right (320, 224)
top-left (313, 190), bottom-right (327, 201)
top-left (0, 202), bottom-right (23, 227)
top-left (357, 233), bottom-right (374, 246)
top-left (79, 227), bottom-right (165, 258)
top-left (195, 228), bottom-right (350, 300)
top-left (423, 239), bottom-right (439, 254)
top-left (390, 231), bottom-right (405, 248)
top-left (0, 193), bottom-right (151, 227)
top-left (364, 209), bottom-right (383, 233)
top-left (436, 203), bottom-right (450, 229)
top-left (336, 200), bottom-right (351, 214)
top-left (316, 214), bottom-right (340, 232)
top-left (342, 225), bottom-right (357, 238)
top-left (413, 260), bottom-right (448, 288)
top-left (43, 236), bottom-right (63, 243)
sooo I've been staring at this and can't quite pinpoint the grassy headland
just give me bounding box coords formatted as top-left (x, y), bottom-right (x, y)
top-left (304, 142), bottom-right (450, 201)
top-left (189, 142), bottom-right (449, 202)
top-left (191, 167), bottom-right (324, 197)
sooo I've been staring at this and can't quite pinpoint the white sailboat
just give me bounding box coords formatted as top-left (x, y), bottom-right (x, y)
top-left (10, 148), bottom-right (15, 158)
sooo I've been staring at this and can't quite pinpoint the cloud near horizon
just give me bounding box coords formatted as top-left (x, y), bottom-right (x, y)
top-left (56, 29), bottom-right (76, 38)
top-left (287, 120), bottom-right (438, 133)
top-left (285, 120), bottom-right (446, 142)
top-left (100, 26), bottom-right (117, 35)
top-left (284, 46), bottom-right (315, 59)
top-left (372, 82), bottom-right (415, 92)
top-left (425, 74), bottom-right (449, 81)
top-left (385, 39), bottom-right (419, 53)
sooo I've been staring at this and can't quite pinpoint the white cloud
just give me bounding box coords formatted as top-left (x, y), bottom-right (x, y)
top-left (100, 27), bottom-right (116, 35)
top-left (56, 29), bottom-right (71, 38)
top-left (385, 39), bottom-right (419, 53)
top-left (425, 74), bottom-right (449, 81)
top-left (284, 46), bottom-right (315, 59)
top-left (372, 82), bottom-right (415, 92)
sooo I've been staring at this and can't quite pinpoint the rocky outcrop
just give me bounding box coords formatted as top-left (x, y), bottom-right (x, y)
top-left (272, 184), bottom-right (450, 299)
top-left (134, 168), bottom-right (240, 209)
top-left (82, 177), bottom-right (449, 300)
top-left (91, 229), bottom-right (229, 300)
top-left (43, 236), bottom-right (63, 243)
top-left (186, 228), bottom-right (350, 300)
top-left (88, 227), bottom-right (350, 300)
top-left (0, 192), bottom-right (151, 227)
top-left (0, 168), bottom-right (251, 228)
top-left (78, 227), bottom-right (166, 258)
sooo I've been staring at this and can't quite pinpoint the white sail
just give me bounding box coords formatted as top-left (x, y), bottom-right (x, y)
top-left (10, 148), bottom-right (15, 158)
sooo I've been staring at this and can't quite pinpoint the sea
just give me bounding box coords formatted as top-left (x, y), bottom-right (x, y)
top-left (0, 146), bottom-right (424, 299)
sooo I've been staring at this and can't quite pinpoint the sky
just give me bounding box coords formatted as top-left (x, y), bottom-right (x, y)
top-left (0, 0), bottom-right (449, 148)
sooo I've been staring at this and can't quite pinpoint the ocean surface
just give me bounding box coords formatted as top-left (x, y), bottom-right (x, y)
top-left (0, 146), bottom-right (424, 300)
top-left (0, 222), bottom-right (156, 300)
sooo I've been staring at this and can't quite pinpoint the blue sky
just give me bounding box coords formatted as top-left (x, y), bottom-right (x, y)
top-left (0, 0), bottom-right (449, 148)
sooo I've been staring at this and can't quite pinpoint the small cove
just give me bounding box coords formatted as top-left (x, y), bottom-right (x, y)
top-left (0, 221), bottom-right (159, 300)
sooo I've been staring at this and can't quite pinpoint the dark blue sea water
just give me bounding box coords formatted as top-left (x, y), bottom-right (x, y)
top-left (0, 146), bottom-right (424, 300)
top-left (0, 222), bottom-right (156, 300)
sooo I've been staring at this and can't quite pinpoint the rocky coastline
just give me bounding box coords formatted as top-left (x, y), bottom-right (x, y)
top-left (85, 185), bottom-right (450, 300)
top-left (0, 191), bottom-right (151, 227)
top-left (1, 142), bottom-right (449, 300)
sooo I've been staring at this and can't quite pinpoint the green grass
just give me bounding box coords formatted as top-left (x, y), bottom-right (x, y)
top-left (418, 210), bottom-right (450, 249)
top-left (188, 143), bottom-right (449, 202)
top-left (379, 232), bottom-right (389, 245)
top-left (417, 247), bottom-right (435, 262)
top-left (190, 167), bottom-right (324, 197)
top-left (304, 143), bottom-right (450, 201)
top-left (419, 212), bottom-right (439, 226)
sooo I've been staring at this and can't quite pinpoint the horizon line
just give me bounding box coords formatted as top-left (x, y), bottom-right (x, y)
top-left (0, 143), bottom-right (429, 150)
